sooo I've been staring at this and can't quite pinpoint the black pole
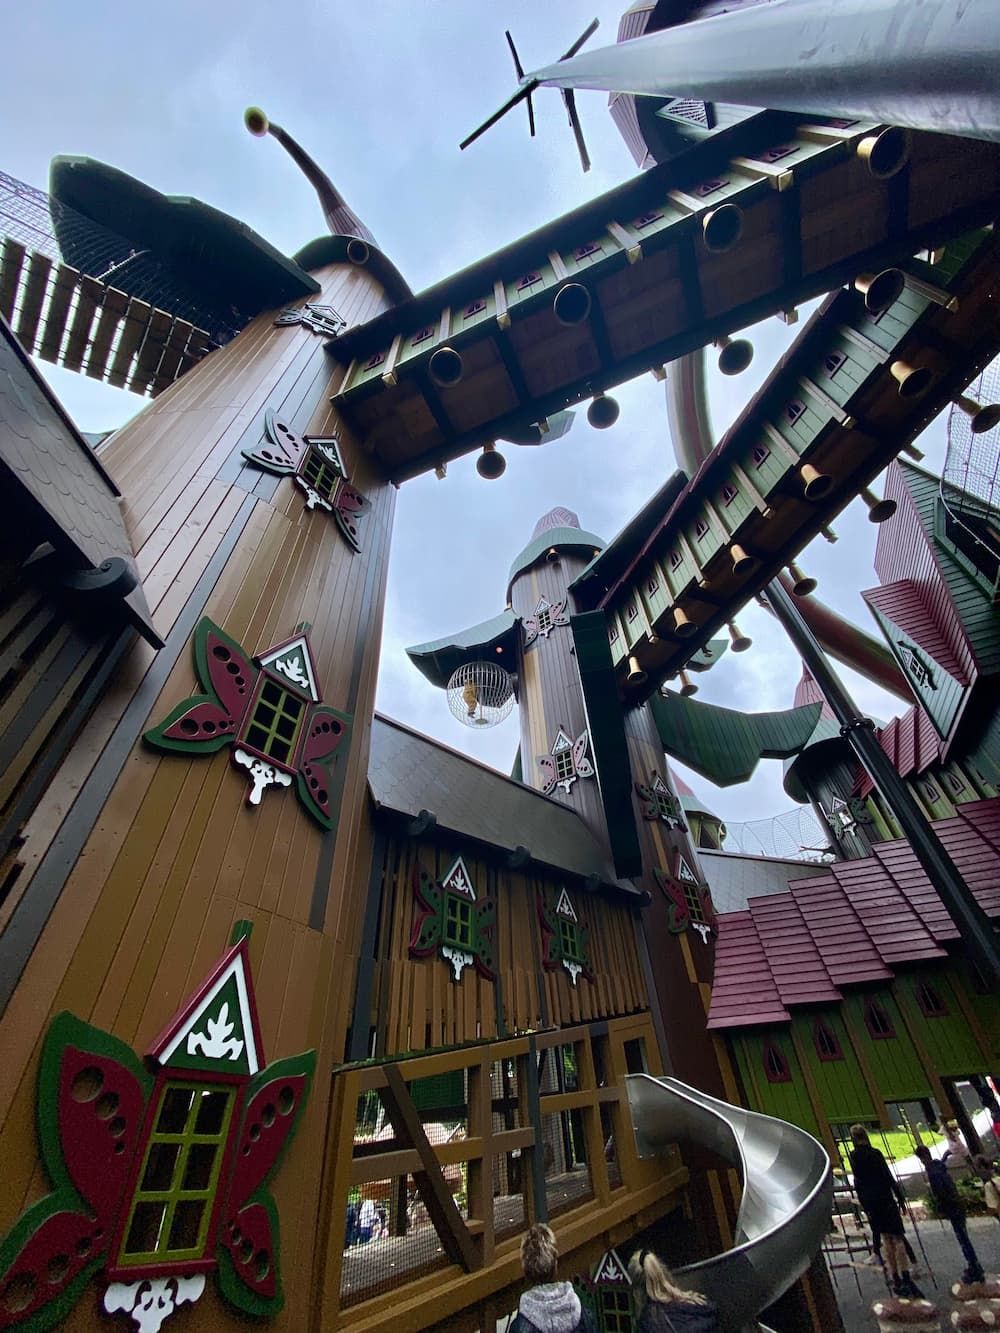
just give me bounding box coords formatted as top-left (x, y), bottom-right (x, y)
top-left (765, 577), bottom-right (1000, 992)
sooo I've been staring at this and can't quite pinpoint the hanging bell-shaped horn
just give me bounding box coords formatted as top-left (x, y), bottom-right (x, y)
top-left (672, 606), bottom-right (698, 639)
top-left (730, 543), bottom-right (756, 577)
top-left (553, 282), bottom-right (592, 326)
top-left (820, 525), bottom-right (838, 544)
top-left (800, 462), bottom-right (834, 502)
top-left (702, 203), bottom-right (743, 253)
top-left (476, 442), bottom-right (506, 479)
top-left (346, 238), bottom-right (371, 266)
top-left (715, 335), bottom-right (754, 376)
top-left (429, 346), bottom-right (464, 388)
top-left (890, 359), bottom-right (933, 400)
top-left (679, 670), bottom-right (699, 698)
top-left (788, 562), bottom-right (817, 596)
top-left (545, 547), bottom-right (560, 563)
top-left (434, 463), bottom-right (447, 480)
top-left (857, 127), bottom-right (910, 179)
top-left (860, 485), bottom-right (897, 524)
top-left (626, 655), bottom-right (648, 686)
top-left (854, 269), bottom-right (905, 315)
top-left (955, 395), bottom-right (1000, 435)
top-left (727, 621), bottom-right (752, 653)
top-left (587, 393), bottom-right (620, 430)
top-left (244, 106), bottom-right (269, 136)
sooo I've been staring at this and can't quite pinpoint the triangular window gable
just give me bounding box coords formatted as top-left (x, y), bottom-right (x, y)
top-left (896, 641), bottom-right (936, 691)
top-left (441, 855), bottom-right (476, 900)
top-left (554, 888), bottom-right (577, 921)
top-left (150, 937), bottom-right (263, 1077)
top-left (257, 634), bottom-right (320, 701)
top-left (593, 1249), bottom-right (629, 1284)
top-left (551, 729), bottom-right (573, 754)
top-left (677, 853), bottom-right (698, 884)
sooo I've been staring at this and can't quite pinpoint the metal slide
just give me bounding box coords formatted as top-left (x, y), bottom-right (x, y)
top-left (626, 1073), bottom-right (833, 1333)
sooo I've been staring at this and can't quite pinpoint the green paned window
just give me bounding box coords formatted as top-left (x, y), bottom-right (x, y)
top-left (119, 1082), bottom-right (235, 1265)
top-left (243, 678), bottom-right (304, 767)
top-left (302, 450), bottom-right (342, 503)
top-left (683, 881), bottom-right (706, 924)
top-left (694, 519), bottom-right (709, 540)
top-left (600, 1288), bottom-right (633, 1332)
top-left (898, 642), bottom-right (936, 691)
top-left (721, 483), bottom-right (738, 506)
top-left (944, 771), bottom-right (966, 796)
top-left (536, 605), bottom-right (552, 634)
top-left (443, 895), bottom-right (474, 951)
top-left (555, 749), bottom-right (575, 783)
top-left (559, 917), bottom-right (582, 963)
top-left (669, 550), bottom-right (683, 570)
top-left (751, 444), bottom-right (770, 467)
top-left (646, 574), bottom-right (659, 596)
top-left (626, 601), bottom-right (638, 622)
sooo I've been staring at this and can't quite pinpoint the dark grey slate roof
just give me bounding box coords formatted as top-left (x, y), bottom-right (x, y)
top-left (699, 848), bottom-right (831, 915)
top-left (368, 713), bottom-right (638, 895)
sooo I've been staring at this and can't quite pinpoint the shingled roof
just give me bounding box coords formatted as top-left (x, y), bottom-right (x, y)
top-left (707, 798), bottom-right (1000, 1029)
top-left (367, 713), bottom-right (638, 896)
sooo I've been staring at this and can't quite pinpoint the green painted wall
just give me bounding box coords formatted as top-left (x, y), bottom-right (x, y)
top-left (792, 1010), bottom-right (874, 1124)
top-left (731, 1031), bottom-right (819, 1137)
top-left (869, 604), bottom-right (965, 741)
top-left (895, 974), bottom-right (989, 1078)
top-left (842, 991), bottom-right (930, 1103)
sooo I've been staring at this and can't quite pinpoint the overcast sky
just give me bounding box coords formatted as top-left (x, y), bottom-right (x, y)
top-left (6, 0), bottom-right (950, 833)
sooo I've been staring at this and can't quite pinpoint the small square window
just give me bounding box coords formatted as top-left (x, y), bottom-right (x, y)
top-left (669, 550), bottom-right (683, 570)
top-left (574, 240), bottom-right (601, 260)
top-left (786, 400), bottom-right (806, 424)
top-left (464, 299), bottom-right (486, 318)
top-left (721, 483), bottom-right (738, 507)
top-left (516, 272), bottom-right (541, 291)
top-left (536, 606), bottom-right (553, 634)
top-left (626, 602), bottom-right (638, 622)
top-left (608, 622), bottom-right (619, 643)
top-left (555, 749), bottom-right (575, 782)
top-left (559, 917), bottom-right (581, 962)
top-left (693, 177), bottom-right (728, 197)
top-left (757, 145), bottom-right (795, 164)
top-left (751, 444), bottom-right (770, 468)
top-left (694, 519), bottom-right (709, 540)
top-left (633, 211), bottom-right (662, 229)
top-left (683, 882), bottom-right (707, 924)
top-left (824, 350), bottom-right (848, 377)
top-left (411, 325), bottom-right (434, 346)
top-left (363, 350), bottom-right (386, 371)
top-left (444, 895), bottom-right (474, 951)
top-left (646, 575), bottom-right (659, 596)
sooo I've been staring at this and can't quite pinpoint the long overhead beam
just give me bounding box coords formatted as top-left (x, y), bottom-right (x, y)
top-left (528, 0), bottom-right (1000, 143)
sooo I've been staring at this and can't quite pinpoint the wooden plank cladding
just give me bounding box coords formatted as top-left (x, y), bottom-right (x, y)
top-left (571, 229), bottom-right (1000, 705)
top-left (364, 830), bottom-right (649, 1058)
top-left (0, 243), bottom-right (214, 395)
top-left (328, 122), bottom-right (1000, 480)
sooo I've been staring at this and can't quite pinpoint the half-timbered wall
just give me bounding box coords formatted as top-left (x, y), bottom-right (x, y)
top-left (366, 828), bottom-right (650, 1057)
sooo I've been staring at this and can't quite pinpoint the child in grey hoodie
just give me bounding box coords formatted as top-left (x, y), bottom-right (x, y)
top-left (510, 1224), bottom-right (595, 1333)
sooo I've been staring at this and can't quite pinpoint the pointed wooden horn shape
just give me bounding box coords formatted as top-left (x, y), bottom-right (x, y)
top-left (788, 562), bottom-right (817, 596)
top-left (854, 269), bottom-right (904, 315)
top-left (890, 359), bottom-right (933, 400)
top-left (727, 621), bottom-right (752, 653)
top-left (672, 606), bottom-right (698, 639)
top-left (860, 486), bottom-right (897, 524)
top-left (955, 396), bottom-right (1000, 435)
top-left (730, 543), bottom-right (756, 576)
top-left (800, 462), bottom-right (834, 501)
top-left (679, 670), bottom-right (698, 697)
top-left (626, 655), bottom-right (647, 686)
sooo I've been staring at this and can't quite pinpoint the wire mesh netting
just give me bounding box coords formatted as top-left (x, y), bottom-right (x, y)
top-left (491, 1060), bottom-right (527, 1239)
top-left (541, 1111), bottom-right (592, 1218)
top-left (340, 1173), bottom-right (450, 1305)
top-left (942, 354), bottom-right (1000, 586)
top-left (722, 803), bottom-right (832, 860)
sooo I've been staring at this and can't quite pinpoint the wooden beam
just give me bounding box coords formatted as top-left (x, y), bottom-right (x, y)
top-left (37, 263), bottom-right (78, 365)
top-left (15, 250), bottom-right (52, 355)
top-left (350, 1147), bottom-right (422, 1184)
top-left (61, 275), bottom-right (103, 373)
top-left (730, 460), bottom-right (773, 517)
top-left (85, 285), bottom-right (128, 381)
top-left (129, 306), bottom-right (172, 393)
top-left (108, 295), bottom-right (152, 388)
top-left (0, 238), bottom-right (26, 323)
top-left (493, 279), bottom-right (510, 331)
top-left (587, 289), bottom-right (615, 375)
top-left (494, 327), bottom-right (530, 409)
top-left (606, 220), bottom-right (642, 265)
top-left (381, 1062), bottom-right (480, 1272)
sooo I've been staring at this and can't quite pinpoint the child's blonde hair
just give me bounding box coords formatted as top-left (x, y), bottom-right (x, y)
top-left (520, 1223), bottom-right (558, 1283)
top-left (627, 1249), bottom-right (707, 1312)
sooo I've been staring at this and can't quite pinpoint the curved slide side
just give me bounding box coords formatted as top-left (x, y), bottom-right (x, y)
top-left (626, 1073), bottom-right (833, 1333)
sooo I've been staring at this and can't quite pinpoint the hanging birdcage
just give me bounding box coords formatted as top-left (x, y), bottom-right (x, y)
top-left (446, 660), bottom-right (515, 729)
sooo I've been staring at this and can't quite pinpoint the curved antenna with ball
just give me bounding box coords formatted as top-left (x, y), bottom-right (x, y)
top-left (460, 20), bottom-right (600, 173)
top-left (244, 106), bottom-right (377, 247)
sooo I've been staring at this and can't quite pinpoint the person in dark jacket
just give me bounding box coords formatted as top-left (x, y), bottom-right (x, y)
top-left (510, 1223), bottom-right (595, 1333)
top-left (849, 1124), bottom-right (921, 1297)
top-left (627, 1249), bottom-right (719, 1332)
top-left (914, 1145), bottom-right (985, 1284)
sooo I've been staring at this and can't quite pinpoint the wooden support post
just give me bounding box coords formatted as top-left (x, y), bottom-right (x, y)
top-left (493, 279), bottom-right (510, 331)
top-left (467, 1053), bottom-right (495, 1266)
top-left (730, 460), bottom-right (773, 517)
top-left (382, 1062), bottom-right (480, 1272)
top-left (523, 1036), bottom-right (548, 1223)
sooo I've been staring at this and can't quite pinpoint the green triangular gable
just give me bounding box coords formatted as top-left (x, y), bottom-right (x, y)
top-left (257, 635), bottom-right (319, 701)
top-left (151, 943), bottom-right (262, 1077)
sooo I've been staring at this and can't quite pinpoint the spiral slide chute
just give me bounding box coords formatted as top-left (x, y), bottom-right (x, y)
top-left (626, 1074), bottom-right (832, 1333)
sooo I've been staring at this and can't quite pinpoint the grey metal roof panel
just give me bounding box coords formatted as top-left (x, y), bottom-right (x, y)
top-left (699, 848), bottom-right (831, 915)
top-left (368, 713), bottom-right (633, 891)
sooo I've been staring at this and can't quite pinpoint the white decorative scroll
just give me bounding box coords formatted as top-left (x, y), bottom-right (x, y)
top-left (294, 477), bottom-right (333, 512)
top-left (104, 1276), bottom-right (205, 1333)
top-left (441, 946), bottom-right (474, 982)
top-left (273, 654), bottom-right (309, 689)
top-left (233, 748), bottom-right (293, 805)
top-left (692, 923), bottom-right (712, 944)
top-left (187, 1001), bottom-right (244, 1062)
top-left (562, 960), bottom-right (583, 986)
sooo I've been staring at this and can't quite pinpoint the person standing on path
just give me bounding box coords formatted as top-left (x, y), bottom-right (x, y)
top-left (849, 1125), bottom-right (922, 1298)
top-left (509, 1224), bottom-right (595, 1333)
top-left (914, 1145), bottom-right (985, 1284)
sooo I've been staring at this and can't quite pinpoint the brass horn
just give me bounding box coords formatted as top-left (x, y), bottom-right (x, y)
top-left (476, 443), bottom-right (506, 479)
top-left (890, 359), bottom-right (933, 400)
top-left (800, 463), bottom-right (834, 502)
top-left (955, 395), bottom-right (1000, 436)
top-left (854, 269), bottom-right (904, 315)
top-left (702, 203), bottom-right (743, 253)
top-left (679, 669), bottom-right (698, 698)
top-left (787, 562), bottom-right (817, 596)
top-left (244, 106), bottom-right (269, 136)
top-left (672, 606), bottom-right (698, 639)
top-left (346, 238), bottom-right (370, 265)
top-left (820, 524), bottom-right (838, 544)
top-left (429, 346), bottom-right (464, 388)
top-left (553, 282), bottom-right (592, 326)
top-left (716, 335), bottom-right (754, 376)
top-left (727, 620), bottom-right (752, 653)
top-left (626, 655), bottom-right (647, 686)
top-left (545, 547), bottom-right (560, 563)
top-left (587, 393), bottom-right (620, 430)
top-left (730, 544), bottom-right (756, 577)
top-left (857, 127), bottom-right (910, 180)
top-left (860, 486), bottom-right (897, 524)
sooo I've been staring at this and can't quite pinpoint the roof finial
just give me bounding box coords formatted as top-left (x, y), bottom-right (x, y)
top-left (244, 107), bottom-right (376, 247)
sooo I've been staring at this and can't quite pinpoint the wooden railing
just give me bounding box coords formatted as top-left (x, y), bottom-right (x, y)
top-left (312, 1013), bottom-right (688, 1330)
